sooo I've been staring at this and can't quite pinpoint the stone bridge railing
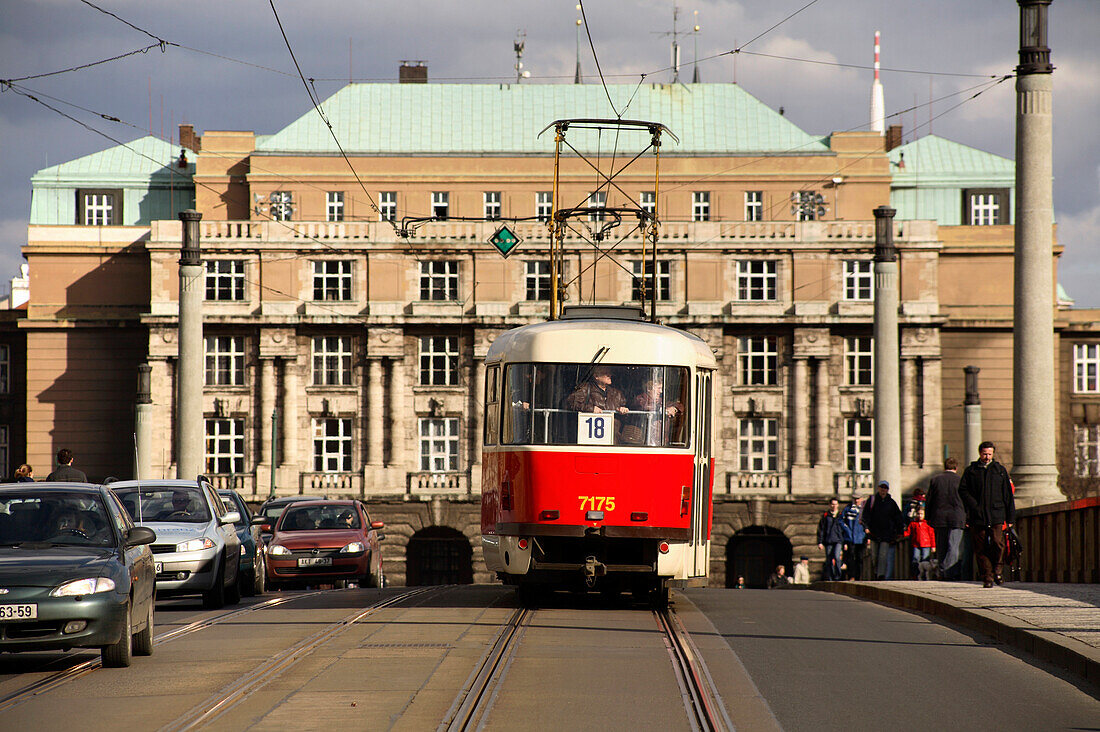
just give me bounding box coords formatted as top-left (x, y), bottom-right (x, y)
top-left (1015, 496), bottom-right (1100, 583)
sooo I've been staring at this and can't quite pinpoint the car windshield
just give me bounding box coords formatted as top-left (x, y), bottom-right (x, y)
top-left (0, 491), bottom-right (116, 547)
top-left (112, 486), bottom-right (211, 524)
top-left (501, 363), bottom-right (689, 447)
top-left (279, 505), bottom-right (359, 531)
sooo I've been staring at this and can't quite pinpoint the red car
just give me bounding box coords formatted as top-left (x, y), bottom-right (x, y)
top-left (263, 500), bottom-right (385, 590)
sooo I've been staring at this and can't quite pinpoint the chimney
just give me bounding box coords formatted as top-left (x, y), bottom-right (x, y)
top-left (399, 61), bottom-right (428, 83)
top-left (885, 124), bottom-right (903, 152)
top-left (179, 124), bottom-right (200, 152)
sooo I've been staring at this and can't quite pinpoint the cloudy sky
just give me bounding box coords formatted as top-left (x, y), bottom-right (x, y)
top-left (2, 1), bottom-right (1098, 303)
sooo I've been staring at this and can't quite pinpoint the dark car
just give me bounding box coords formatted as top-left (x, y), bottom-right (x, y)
top-left (255, 495), bottom-right (324, 543)
top-left (265, 500), bottom-right (384, 590)
top-left (217, 489), bottom-right (265, 596)
top-left (0, 483), bottom-right (157, 667)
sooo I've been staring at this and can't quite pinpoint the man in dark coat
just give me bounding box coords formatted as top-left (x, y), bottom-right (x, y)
top-left (925, 457), bottom-right (966, 580)
top-left (46, 448), bottom-right (88, 482)
top-left (958, 441), bottom-right (1016, 588)
top-left (861, 480), bottom-right (904, 580)
top-left (816, 497), bottom-right (847, 581)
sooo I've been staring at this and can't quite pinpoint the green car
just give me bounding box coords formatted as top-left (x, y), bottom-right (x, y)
top-left (0, 483), bottom-right (157, 667)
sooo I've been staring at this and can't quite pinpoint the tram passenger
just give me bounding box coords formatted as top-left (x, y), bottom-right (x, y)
top-left (627, 375), bottom-right (684, 445)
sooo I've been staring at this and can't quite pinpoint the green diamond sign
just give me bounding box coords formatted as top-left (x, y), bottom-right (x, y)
top-left (488, 224), bottom-right (522, 258)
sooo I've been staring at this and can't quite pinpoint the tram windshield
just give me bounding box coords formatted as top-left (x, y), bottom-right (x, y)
top-left (502, 363), bottom-right (689, 447)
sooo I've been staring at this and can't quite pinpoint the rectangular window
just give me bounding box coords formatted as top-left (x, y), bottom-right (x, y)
top-left (204, 336), bottom-right (246, 387)
top-left (1075, 424), bottom-right (1100, 478)
top-left (536, 192), bottom-right (553, 222)
top-left (484, 191), bottom-right (501, 220)
top-left (588, 191), bottom-right (606, 222)
top-left (78, 189), bottom-right (121, 226)
top-left (736, 260), bottom-right (777, 301)
top-left (326, 191), bottom-right (344, 222)
top-left (205, 418), bottom-right (245, 474)
top-left (639, 191), bottom-right (656, 217)
top-left (432, 191), bottom-right (449, 220)
top-left (313, 418), bottom-right (352, 472)
top-left (484, 365), bottom-right (499, 446)
top-left (1074, 343), bottom-right (1100, 393)
top-left (739, 418), bottom-right (778, 472)
top-left (745, 191), bottom-right (763, 222)
top-left (379, 191), bottom-right (397, 222)
top-left (631, 260), bottom-right (671, 301)
top-left (312, 260), bottom-right (353, 301)
top-left (420, 417), bottom-right (459, 472)
top-left (205, 260), bottom-right (246, 302)
top-left (0, 344), bottom-right (9, 395)
top-left (739, 336), bottom-right (778, 386)
top-left (846, 418), bottom-right (874, 472)
top-left (419, 335), bottom-right (460, 386)
top-left (420, 260), bottom-right (459, 301)
top-left (845, 336), bottom-right (874, 386)
top-left (692, 191), bottom-right (711, 222)
top-left (312, 336), bottom-right (353, 387)
top-left (525, 260), bottom-right (552, 301)
top-left (792, 190), bottom-right (824, 221)
top-left (844, 260), bottom-right (873, 301)
top-left (964, 188), bottom-right (1008, 226)
top-left (0, 426), bottom-right (8, 483)
top-left (270, 191), bottom-right (293, 221)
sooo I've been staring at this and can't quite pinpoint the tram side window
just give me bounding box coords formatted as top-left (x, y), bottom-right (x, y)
top-left (484, 365), bottom-right (499, 446)
top-left (502, 363), bottom-right (689, 447)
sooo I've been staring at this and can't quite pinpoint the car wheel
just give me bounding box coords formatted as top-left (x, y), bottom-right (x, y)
top-left (133, 597), bottom-right (154, 656)
top-left (253, 553), bottom-right (266, 595)
top-left (102, 600), bottom-right (133, 668)
top-left (202, 556), bottom-right (227, 610)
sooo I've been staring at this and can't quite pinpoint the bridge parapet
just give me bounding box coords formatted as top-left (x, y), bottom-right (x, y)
top-left (1016, 496), bottom-right (1100, 583)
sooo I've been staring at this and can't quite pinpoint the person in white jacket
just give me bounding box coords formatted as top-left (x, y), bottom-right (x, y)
top-left (792, 556), bottom-right (811, 585)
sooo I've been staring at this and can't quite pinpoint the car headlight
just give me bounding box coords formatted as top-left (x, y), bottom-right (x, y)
top-left (176, 537), bottom-right (216, 553)
top-left (50, 577), bottom-right (117, 597)
top-left (339, 542), bottom-right (365, 554)
top-left (268, 544), bottom-right (291, 556)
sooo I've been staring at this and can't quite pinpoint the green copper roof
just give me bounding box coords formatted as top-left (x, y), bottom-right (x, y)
top-left (888, 134), bottom-right (1014, 186)
top-left (256, 83), bottom-right (830, 155)
top-left (32, 136), bottom-right (194, 182)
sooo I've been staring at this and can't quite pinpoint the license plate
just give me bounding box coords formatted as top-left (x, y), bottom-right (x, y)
top-left (0, 604), bottom-right (37, 620)
top-left (155, 562), bottom-right (163, 573)
top-left (298, 557), bottom-right (332, 567)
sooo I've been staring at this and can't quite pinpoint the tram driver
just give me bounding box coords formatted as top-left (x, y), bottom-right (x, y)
top-left (565, 365), bottom-right (629, 415)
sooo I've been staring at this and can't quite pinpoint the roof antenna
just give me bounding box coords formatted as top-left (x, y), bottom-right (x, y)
top-left (514, 30), bottom-right (529, 83)
top-left (870, 30), bottom-right (885, 135)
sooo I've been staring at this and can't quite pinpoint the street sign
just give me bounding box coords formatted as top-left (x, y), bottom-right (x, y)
top-left (488, 224), bottom-right (522, 258)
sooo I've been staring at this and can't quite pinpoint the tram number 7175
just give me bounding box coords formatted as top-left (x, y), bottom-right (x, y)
top-left (578, 496), bottom-right (616, 512)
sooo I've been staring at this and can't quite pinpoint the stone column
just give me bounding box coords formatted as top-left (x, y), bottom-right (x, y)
top-left (873, 206), bottom-right (901, 501)
top-left (390, 357), bottom-right (407, 469)
top-left (259, 357), bottom-right (275, 466)
top-left (1012, 0), bottom-right (1061, 505)
top-left (814, 357), bottom-right (830, 466)
top-left (176, 210), bottom-right (203, 480)
top-left (281, 357), bottom-right (299, 475)
top-left (900, 358), bottom-right (917, 465)
top-left (367, 358), bottom-right (385, 466)
top-left (134, 364), bottom-right (153, 480)
top-left (792, 358), bottom-right (810, 466)
top-left (964, 366), bottom-right (982, 464)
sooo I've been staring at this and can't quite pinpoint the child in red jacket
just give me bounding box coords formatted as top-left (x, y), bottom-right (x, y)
top-left (904, 506), bottom-right (937, 579)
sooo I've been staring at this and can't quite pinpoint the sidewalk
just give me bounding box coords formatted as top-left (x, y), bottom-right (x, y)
top-left (815, 580), bottom-right (1100, 691)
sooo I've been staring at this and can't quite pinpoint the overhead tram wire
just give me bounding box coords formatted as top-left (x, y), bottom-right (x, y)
top-left (3, 43), bottom-right (168, 83)
top-left (78, 0), bottom-right (167, 44)
top-left (267, 0), bottom-right (395, 235)
top-left (577, 0), bottom-right (620, 119)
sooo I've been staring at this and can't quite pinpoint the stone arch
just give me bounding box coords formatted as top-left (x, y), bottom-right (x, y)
top-left (405, 525), bottom-right (474, 586)
top-left (725, 526), bottom-right (793, 588)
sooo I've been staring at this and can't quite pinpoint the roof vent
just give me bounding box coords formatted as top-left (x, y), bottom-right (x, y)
top-left (399, 61), bottom-right (427, 83)
top-left (560, 305), bottom-right (646, 321)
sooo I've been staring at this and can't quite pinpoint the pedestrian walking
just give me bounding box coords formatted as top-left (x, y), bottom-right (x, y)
top-left (817, 498), bottom-right (847, 581)
top-left (861, 480), bottom-right (904, 580)
top-left (47, 448), bottom-right (87, 482)
top-left (840, 495), bottom-right (867, 580)
top-left (904, 506), bottom-right (936, 579)
top-left (12, 464), bottom-right (34, 482)
top-left (925, 457), bottom-right (966, 580)
top-left (959, 441), bottom-right (1016, 588)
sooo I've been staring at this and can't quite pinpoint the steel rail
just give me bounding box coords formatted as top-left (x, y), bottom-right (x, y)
top-left (160, 586), bottom-right (438, 732)
top-left (0, 590), bottom-right (328, 713)
top-left (439, 605), bottom-right (531, 732)
top-left (655, 605), bottom-right (733, 732)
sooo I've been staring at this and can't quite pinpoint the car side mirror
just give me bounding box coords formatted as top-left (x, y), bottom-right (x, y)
top-left (370, 521), bottom-right (385, 530)
top-left (126, 526), bottom-right (157, 547)
top-left (221, 511), bottom-right (241, 525)
top-left (251, 516), bottom-right (267, 525)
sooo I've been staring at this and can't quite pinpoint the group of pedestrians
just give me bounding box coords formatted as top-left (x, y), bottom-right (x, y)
top-left (8, 448), bottom-right (88, 483)
top-left (804, 441), bottom-right (1016, 587)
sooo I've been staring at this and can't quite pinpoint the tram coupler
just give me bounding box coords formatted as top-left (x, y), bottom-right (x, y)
top-left (583, 555), bottom-right (607, 582)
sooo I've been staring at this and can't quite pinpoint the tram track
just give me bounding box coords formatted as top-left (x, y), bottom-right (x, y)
top-left (655, 602), bottom-right (733, 732)
top-left (439, 605), bottom-right (532, 731)
top-left (159, 586), bottom-right (439, 731)
top-left (0, 589), bottom-right (329, 713)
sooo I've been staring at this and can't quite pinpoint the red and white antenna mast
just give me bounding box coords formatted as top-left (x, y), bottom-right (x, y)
top-left (870, 30), bottom-right (886, 135)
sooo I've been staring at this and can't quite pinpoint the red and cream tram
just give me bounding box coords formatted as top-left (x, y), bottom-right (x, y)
top-left (481, 306), bottom-right (716, 604)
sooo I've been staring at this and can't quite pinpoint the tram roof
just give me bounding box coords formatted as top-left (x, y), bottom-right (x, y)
top-left (486, 318), bottom-right (717, 369)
